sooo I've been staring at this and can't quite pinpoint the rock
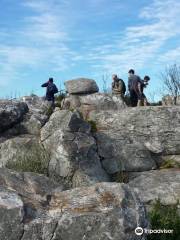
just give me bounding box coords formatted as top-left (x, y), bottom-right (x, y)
top-left (0, 135), bottom-right (49, 174)
top-left (62, 93), bottom-right (126, 119)
top-left (0, 169), bottom-right (148, 240)
top-left (128, 169), bottom-right (180, 207)
top-left (41, 110), bottom-right (110, 188)
top-left (0, 186), bottom-right (24, 240)
top-left (0, 168), bottom-right (61, 200)
top-left (65, 78), bottom-right (99, 94)
top-left (88, 106), bottom-right (180, 173)
top-left (0, 168), bottom-right (61, 221)
top-left (47, 183), bottom-right (148, 240)
top-left (0, 100), bottom-right (28, 133)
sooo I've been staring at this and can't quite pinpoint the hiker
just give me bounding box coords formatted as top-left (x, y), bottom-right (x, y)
top-left (41, 77), bottom-right (58, 107)
top-left (140, 75), bottom-right (150, 106)
top-left (112, 74), bottom-right (126, 97)
top-left (128, 69), bottom-right (143, 107)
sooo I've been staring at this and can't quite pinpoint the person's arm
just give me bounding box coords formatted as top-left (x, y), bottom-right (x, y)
top-left (41, 82), bottom-right (48, 87)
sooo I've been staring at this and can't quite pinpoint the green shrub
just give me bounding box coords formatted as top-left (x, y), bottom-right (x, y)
top-left (45, 105), bottom-right (54, 117)
top-left (87, 120), bottom-right (97, 132)
top-left (6, 145), bottom-right (49, 175)
top-left (113, 171), bottom-right (129, 183)
top-left (150, 101), bottom-right (162, 106)
top-left (160, 159), bottom-right (180, 169)
top-left (55, 92), bottom-right (66, 108)
top-left (148, 199), bottom-right (180, 240)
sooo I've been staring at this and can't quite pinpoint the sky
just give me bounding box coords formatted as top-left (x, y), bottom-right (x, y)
top-left (0, 0), bottom-right (180, 100)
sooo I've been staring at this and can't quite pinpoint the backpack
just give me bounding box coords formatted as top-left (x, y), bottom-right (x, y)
top-left (48, 83), bottom-right (58, 94)
top-left (119, 79), bottom-right (126, 94)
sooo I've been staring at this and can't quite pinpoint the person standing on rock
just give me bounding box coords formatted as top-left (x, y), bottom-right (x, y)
top-left (41, 77), bottom-right (58, 108)
top-left (112, 74), bottom-right (126, 97)
top-left (140, 75), bottom-right (150, 106)
top-left (128, 69), bottom-right (143, 107)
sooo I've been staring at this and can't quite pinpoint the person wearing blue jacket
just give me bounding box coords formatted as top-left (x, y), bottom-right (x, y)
top-left (41, 77), bottom-right (58, 107)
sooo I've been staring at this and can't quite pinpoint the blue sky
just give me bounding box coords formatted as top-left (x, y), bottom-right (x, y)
top-left (0, 0), bottom-right (180, 100)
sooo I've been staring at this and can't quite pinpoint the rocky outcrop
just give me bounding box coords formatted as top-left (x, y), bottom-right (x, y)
top-left (89, 106), bottom-right (180, 173)
top-left (41, 110), bottom-right (110, 188)
top-left (63, 93), bottom-right (126, 118)
top-left (0, 168), bottom-right (148, 240)
top-left (63, 78), bottom-right (126, 118)
top-left (65, 78), bottom-right (99, 94)
top-left (128, 169), bottom-right (180, 208)
top-left (1, 90), bottom-right (180, 239)
top-left (0, 100), bottom-right (28, 133)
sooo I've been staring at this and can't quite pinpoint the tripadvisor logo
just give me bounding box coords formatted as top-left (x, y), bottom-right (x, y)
top-left (135, 227), bottom-right (144, 236)
top-left (135, 227), bottom-right (174, 236)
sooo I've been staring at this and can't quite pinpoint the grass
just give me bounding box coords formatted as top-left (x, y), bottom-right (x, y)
top-left (45, 105), bottom-right (54, 117)
top-left (6, 144), bottom-right (49, 175)
top-left (147, 199), bottom-right (180, 240)
top-left (113, 171), bottom-right (129, 183)
top-left (55, 92), bottom-right (66, 108)
top-left (160, 159), bottom-right (180, 169)
top-left (87, 120), bottom-right (98, 132)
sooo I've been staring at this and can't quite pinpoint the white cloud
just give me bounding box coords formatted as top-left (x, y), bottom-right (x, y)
top-left (0, 0), bottom-right (76, 86)
top-left (84, 0), bottom-right (180, 74)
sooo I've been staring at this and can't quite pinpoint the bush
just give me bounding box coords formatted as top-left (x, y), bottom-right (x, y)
top-left (148, 199), bottom-right (180, 240)
top-left (113, 171), bottom-right (129, 183)
top-left (150, 101), bottom-right (162, 106)
top-left (55, 91), bottom-right (66, 108)
top-left (45, 105), bottom-right (54, 117)
top-left (87, 120), bottom-right (97, 132)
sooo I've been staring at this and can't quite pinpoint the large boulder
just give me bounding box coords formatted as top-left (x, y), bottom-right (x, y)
top-left (41, 110), bottom-right (110, 188)
top-left (0, 169), bottom-right (148, 240)
top-left (65, 78), bottom-right (99, 94)
top-left (88, 106), bottom-right (180, 173)
top-left (0, 168), bottom-right (61, 207)
top-left (128, 169), bottom-right (180, 208)
top-left (22, 183), bottom-right (148, 240)
top-left (46, 183), bottom-right (148, 240)
top-left (0, 100), bottom-right (28, 133)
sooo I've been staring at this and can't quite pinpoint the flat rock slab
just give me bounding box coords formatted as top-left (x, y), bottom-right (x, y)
top-left (89, 106), bottom-right (180, 173)
top-left (128, 169), bottom-right (180, 206)
top-left (65, 78), bottom-right (99, 94)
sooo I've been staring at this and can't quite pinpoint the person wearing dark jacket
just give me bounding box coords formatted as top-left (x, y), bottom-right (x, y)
top-left (41, 78), bottom-right (58, 106)
top-left (128, 69), bottom-right (143, 107)
top-left (140, 75), bottom-right (150, 106)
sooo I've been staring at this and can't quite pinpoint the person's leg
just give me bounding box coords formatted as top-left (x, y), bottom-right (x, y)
top-left (137, 99), bottom-right (142, 106)
top-left (130, 90), bottom-right (135, 107)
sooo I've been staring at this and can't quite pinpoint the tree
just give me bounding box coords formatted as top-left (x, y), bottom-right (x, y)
top-left (161, 64), bottom-right (180, 105)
